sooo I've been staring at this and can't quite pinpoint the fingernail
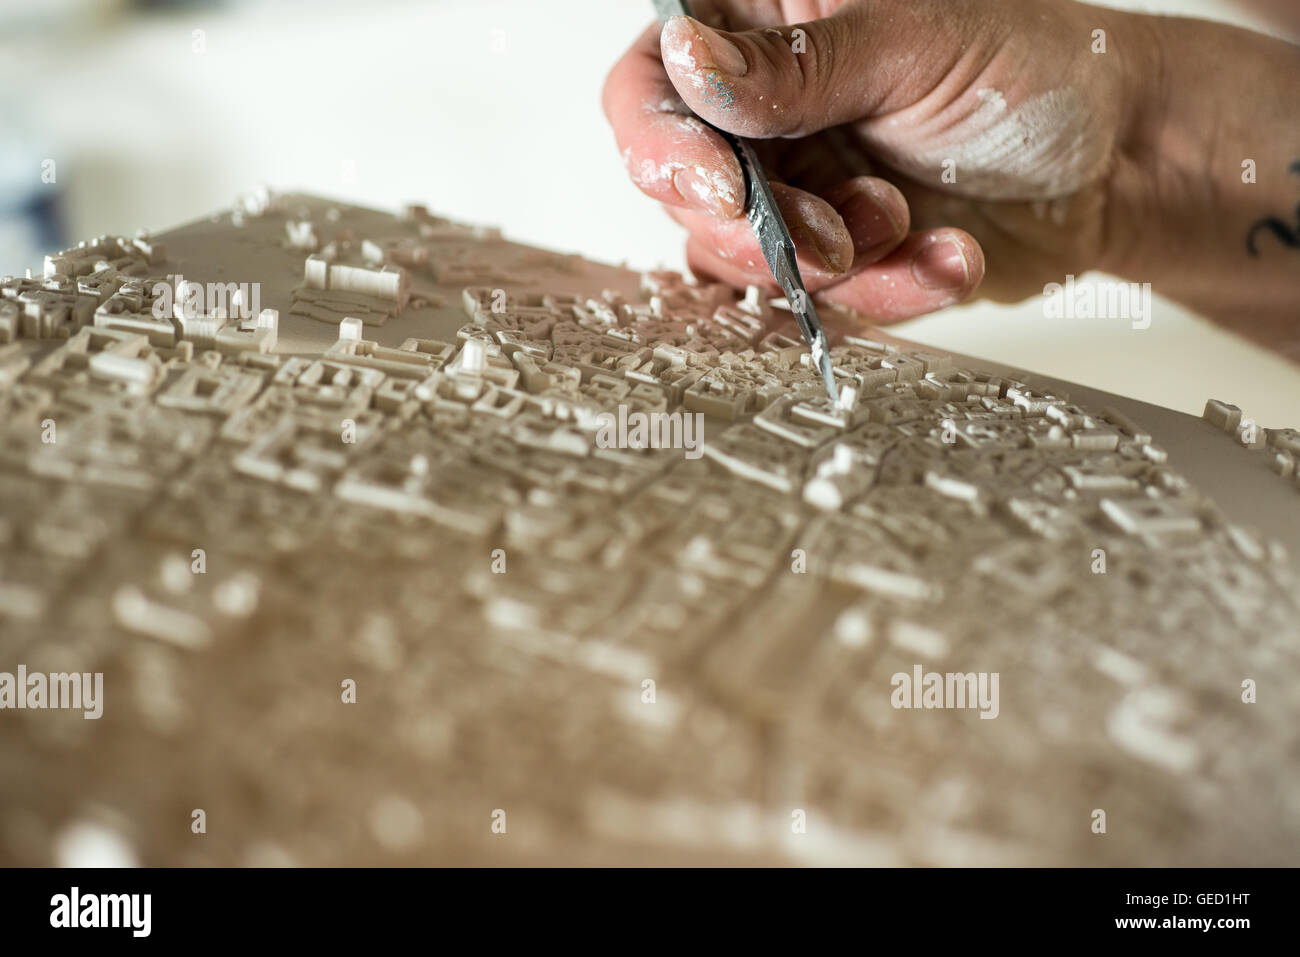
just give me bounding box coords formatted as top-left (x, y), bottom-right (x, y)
top-left (674, 167), bottom-right (738, 217)
top-left (666, 15), bottom-right (748, 77)
top-left (790, 222), bottom-right (851, 275)
top-left (910, 238), bottom-right (969, 290)
top-left (834, 187), bottom-right (901, 255)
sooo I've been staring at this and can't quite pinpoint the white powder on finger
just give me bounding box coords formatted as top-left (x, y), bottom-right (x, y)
top-left (624, 113), bottom-right (742, 209)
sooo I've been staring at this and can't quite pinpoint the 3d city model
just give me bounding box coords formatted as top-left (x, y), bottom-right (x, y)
top-left (1, 191), bottom-right (1297, 866)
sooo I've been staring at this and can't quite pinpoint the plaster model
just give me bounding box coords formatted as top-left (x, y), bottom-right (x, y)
top-left (0, 191), bottom-right (1297, 867)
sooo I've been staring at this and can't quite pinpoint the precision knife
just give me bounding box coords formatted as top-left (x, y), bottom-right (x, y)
top-left (651, 0), bottom-right (838, 402)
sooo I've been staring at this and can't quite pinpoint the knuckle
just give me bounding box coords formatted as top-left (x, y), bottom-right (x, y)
top-left (746, 20), bottom-right (842, 135)
top-left (800, 21), bottom-right (842, 99)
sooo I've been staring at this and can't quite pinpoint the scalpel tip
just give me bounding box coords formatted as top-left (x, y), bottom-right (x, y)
top-left (812, 335), bottom-right (837, 403)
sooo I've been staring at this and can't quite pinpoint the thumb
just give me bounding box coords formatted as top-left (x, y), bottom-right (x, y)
top-left (659, 8), bottom-right (882, 139)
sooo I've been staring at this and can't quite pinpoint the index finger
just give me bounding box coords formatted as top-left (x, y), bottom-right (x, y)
top-left (602, 22), bottom-right (746, 219)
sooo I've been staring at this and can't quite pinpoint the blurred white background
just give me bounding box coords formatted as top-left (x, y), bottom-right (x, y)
top-left (2, 0), bottom-right (1296, 421)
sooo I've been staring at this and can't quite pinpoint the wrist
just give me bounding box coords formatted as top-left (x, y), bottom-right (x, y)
top-left (1097, 10), bottom-right (1300, 340)
top-left (1093, 8), bottom-right (1183, 285)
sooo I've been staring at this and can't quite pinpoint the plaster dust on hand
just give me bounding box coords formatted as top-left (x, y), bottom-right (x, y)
top-left (873, 86), bottom-right (1111, 201)
top-left (660, 20), bottom-right (701, 74)
top-left (623, 112), bottom-right (742, 212)
top-left (660, 17), bottom-right (739, 112)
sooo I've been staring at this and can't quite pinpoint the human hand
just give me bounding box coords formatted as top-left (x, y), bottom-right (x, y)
top-left (603, 0), bottom-right (1137, 322)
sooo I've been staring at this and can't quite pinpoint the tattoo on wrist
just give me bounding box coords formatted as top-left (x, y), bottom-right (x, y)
top-left (1246, 160), bottom-right (1300, 257)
